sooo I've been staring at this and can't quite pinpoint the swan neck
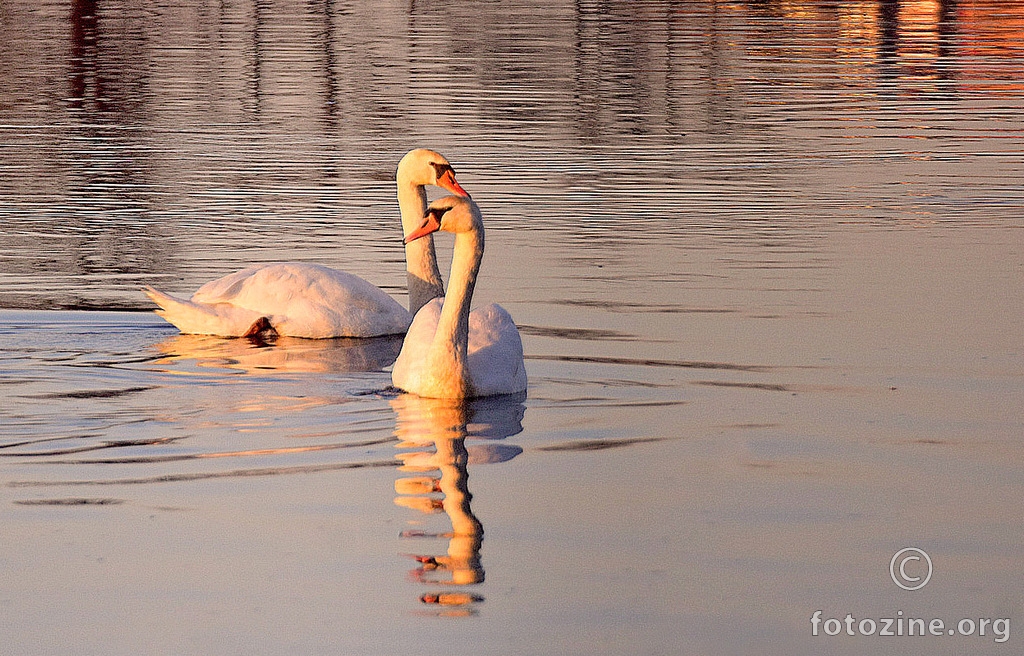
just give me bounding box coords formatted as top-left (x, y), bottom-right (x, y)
top-left (431, 228), bottom-right (484, 397)
top-left (397, 180), bottom-right (444, 314)
top-left (435, 437), bottom-right (483, 538)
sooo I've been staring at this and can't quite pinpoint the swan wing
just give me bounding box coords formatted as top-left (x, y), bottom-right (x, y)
top-left (190, 265), bottom-right (267, 304)
top-left (180, 263), bottom-right (411, 338)
top-left (391, 298), bottom-right (443, 392)
top-left (467, 303), bottom-right (527, 397)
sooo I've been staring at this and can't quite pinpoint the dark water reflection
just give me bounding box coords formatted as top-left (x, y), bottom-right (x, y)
top-left (1, 0), bottom-right (1022, 309)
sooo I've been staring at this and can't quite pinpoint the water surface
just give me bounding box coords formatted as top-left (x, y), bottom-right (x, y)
top-left (1, 1), bottom-right (1023, 654)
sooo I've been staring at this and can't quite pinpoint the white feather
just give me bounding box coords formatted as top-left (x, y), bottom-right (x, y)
top-left (145, 263), bottom-right (410, 338)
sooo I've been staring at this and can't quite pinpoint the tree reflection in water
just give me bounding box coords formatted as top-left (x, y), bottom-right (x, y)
top-left (392, 393), bottom-right (525, 617)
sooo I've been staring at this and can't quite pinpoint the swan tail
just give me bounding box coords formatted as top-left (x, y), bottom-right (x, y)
top-left (143, 286), bottom-right (264, 337)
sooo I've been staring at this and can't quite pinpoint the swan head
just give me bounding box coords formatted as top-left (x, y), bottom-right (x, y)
top-left (397, 148), bottom-right (470, 197)
top-left (404, 196), bottom-right (482, 245)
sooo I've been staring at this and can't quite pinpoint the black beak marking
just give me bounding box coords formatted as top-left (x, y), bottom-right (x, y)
top-left (430, 162), bottom-right (454, 178)
top-left (425, 206), bottom-right (453, 221)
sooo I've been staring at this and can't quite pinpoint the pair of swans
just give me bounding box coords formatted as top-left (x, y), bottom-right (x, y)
top-left (145, 149), bottom-right (526, 399)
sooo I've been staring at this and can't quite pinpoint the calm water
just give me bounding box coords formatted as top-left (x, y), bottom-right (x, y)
top-left (2, 1), bottom-right (1023, 654)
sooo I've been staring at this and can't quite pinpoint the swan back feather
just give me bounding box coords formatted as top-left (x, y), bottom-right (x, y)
top-left (149, 263), bottom-right (411, 338)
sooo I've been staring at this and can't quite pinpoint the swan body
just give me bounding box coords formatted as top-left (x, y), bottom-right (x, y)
top-left (392, 197), bottom-right (527, 399)
top-left (145, 263), bottom-right (410, 338)
top-left (145, 149), bottom-right (467, 338)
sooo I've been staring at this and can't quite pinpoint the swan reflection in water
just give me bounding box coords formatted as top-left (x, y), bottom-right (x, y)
top-left (149, 331), bottom-right (525, 615)
top-left (392, 392), bottom-right (525, 616)
top-left (149, 332), bottom-right (404, 374)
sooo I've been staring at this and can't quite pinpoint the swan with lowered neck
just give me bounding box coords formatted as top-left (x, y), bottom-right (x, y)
top-left (391, 196), bottom-right (527, 399)
top-left (143, 149), bottom-right (467, 338)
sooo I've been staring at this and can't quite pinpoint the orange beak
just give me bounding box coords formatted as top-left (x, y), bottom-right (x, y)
top-left (437, 169), bottom-right (470, 197)
top-left (404, 211), bottom-right (442, 244)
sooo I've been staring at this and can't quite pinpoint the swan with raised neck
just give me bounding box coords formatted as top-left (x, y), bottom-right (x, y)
top-left (396, 148), bottom-right (469, 314)
top-left (143, 149), bottom-right (469, 338)
top-left (392, 196), bottom-right (527, 399)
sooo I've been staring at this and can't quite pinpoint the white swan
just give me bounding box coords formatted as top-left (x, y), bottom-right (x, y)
top-left (391, 196), bottom-right (527, 399)
top-left (143, 149), bottom-right (468, 339)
